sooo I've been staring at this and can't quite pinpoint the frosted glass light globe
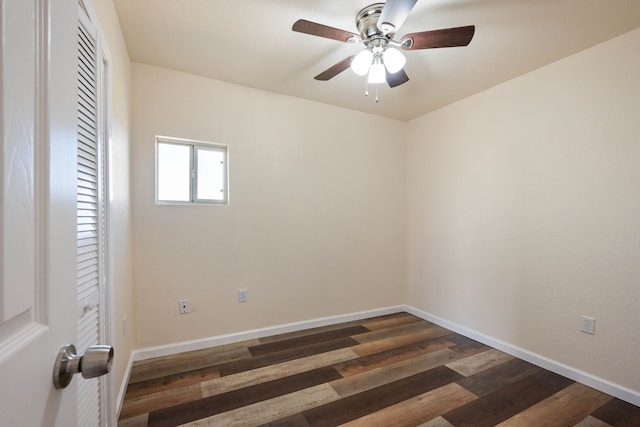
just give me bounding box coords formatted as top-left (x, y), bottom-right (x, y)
top-left (351, 49), bottom-right (373, 76)
top-left (383, 47), bottom-right (406, 74)
top-left (367, 61), bottom-right (386, 84)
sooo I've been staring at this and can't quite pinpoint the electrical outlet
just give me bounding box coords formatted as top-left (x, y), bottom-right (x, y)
top-left (238, 289), bottom-right (248, 303)
top-left (179, 299), bottom-right (191, 314)
top-left (581, 315), bottom-right (595, 335)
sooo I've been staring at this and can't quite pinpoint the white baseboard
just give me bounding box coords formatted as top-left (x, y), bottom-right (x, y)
top-left (132, 305), bottom-right (405, 362)
top-left (402, 304), bottom-right (640, 407)
top-left (115, 350), bottom-right (135, 420)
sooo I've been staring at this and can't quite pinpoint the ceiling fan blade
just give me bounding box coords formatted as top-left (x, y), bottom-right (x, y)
top-left (386, 68), bottom-right (409, 88)
top-left (378, 0), bottom-right (418, 34)
top-left (293, 19), bottom-right (359, 43)
top-left (401, 25), bottom-right (475, 50)
top-left (314, 56), bottom-right (355, 81)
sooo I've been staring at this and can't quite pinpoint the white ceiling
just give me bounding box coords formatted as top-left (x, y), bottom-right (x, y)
top-left (113, 0), bottom-right (640, 121)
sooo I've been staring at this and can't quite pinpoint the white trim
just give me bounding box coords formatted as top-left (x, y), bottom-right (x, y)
top-left (115, 350), bottom-right (135, 420)
top-left (133, 306), bottom-right (404, 361)
top-left (402, 304), bottom-right (640, 407)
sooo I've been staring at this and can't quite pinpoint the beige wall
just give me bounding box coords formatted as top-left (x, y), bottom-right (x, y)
top-left (131, 64), bottom-right (406, 347)
top-left (406, 28), bottom-right (640, 392)
top-left (89, 0), bottom-right (134, 406)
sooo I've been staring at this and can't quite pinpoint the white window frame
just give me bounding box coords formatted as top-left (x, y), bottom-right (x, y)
top-left (155, 136), bottom-right (229, 205)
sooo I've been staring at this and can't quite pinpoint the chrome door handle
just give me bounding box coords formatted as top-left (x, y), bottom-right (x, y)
top-left (52, 344), bottom-right (114, 389)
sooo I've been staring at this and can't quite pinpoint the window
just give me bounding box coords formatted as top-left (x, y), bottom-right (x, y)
top-left (156, 136), bottom-right (228, 204)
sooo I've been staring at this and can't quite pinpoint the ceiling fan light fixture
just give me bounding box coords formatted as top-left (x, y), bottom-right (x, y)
top-left (382, 47), bottom-right (406, 74)
top-left (293, 1), bottom-right (476, 95)
top-left (367, 59), bottom-right (386, 84)
top-left (351, 49), bottom-right (373, 76)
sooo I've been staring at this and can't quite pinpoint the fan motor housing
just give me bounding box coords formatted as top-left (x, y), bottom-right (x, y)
top-left (355, 3), bottom-right (387, 39)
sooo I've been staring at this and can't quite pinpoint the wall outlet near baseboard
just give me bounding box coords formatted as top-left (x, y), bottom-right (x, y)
top-left (238, 289), bottom-right (248, 303)
top-left (581, 315), bottom-right (595, 335)
top-left (179, 299), bottom-right (192, 314)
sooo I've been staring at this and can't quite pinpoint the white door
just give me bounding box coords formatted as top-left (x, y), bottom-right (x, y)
top-left (1, 0), bottom-right (88, 425)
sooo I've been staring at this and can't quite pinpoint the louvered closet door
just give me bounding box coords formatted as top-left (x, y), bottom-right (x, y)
top-left (77, 9), bottom-right (107, 427)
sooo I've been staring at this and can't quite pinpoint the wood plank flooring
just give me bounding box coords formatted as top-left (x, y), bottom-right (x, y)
top-left (118, 312), bottom-right (640, 427)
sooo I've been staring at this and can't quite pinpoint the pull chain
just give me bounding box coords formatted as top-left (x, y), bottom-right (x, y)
top-left (363, 74), bottom-right (381, 102)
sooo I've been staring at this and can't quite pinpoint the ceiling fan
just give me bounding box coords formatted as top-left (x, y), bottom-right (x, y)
top-left (292, 0), bottom-right (475, 91)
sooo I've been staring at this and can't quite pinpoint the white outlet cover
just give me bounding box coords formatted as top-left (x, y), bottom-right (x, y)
top-left (179, 299), bottom-right (192, 314)
top-left (581, 315), bottom-right (595, 334)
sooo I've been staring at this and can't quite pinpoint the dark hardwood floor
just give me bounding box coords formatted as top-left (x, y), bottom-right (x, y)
top-left (118, 312), bottom-right (640, 426)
